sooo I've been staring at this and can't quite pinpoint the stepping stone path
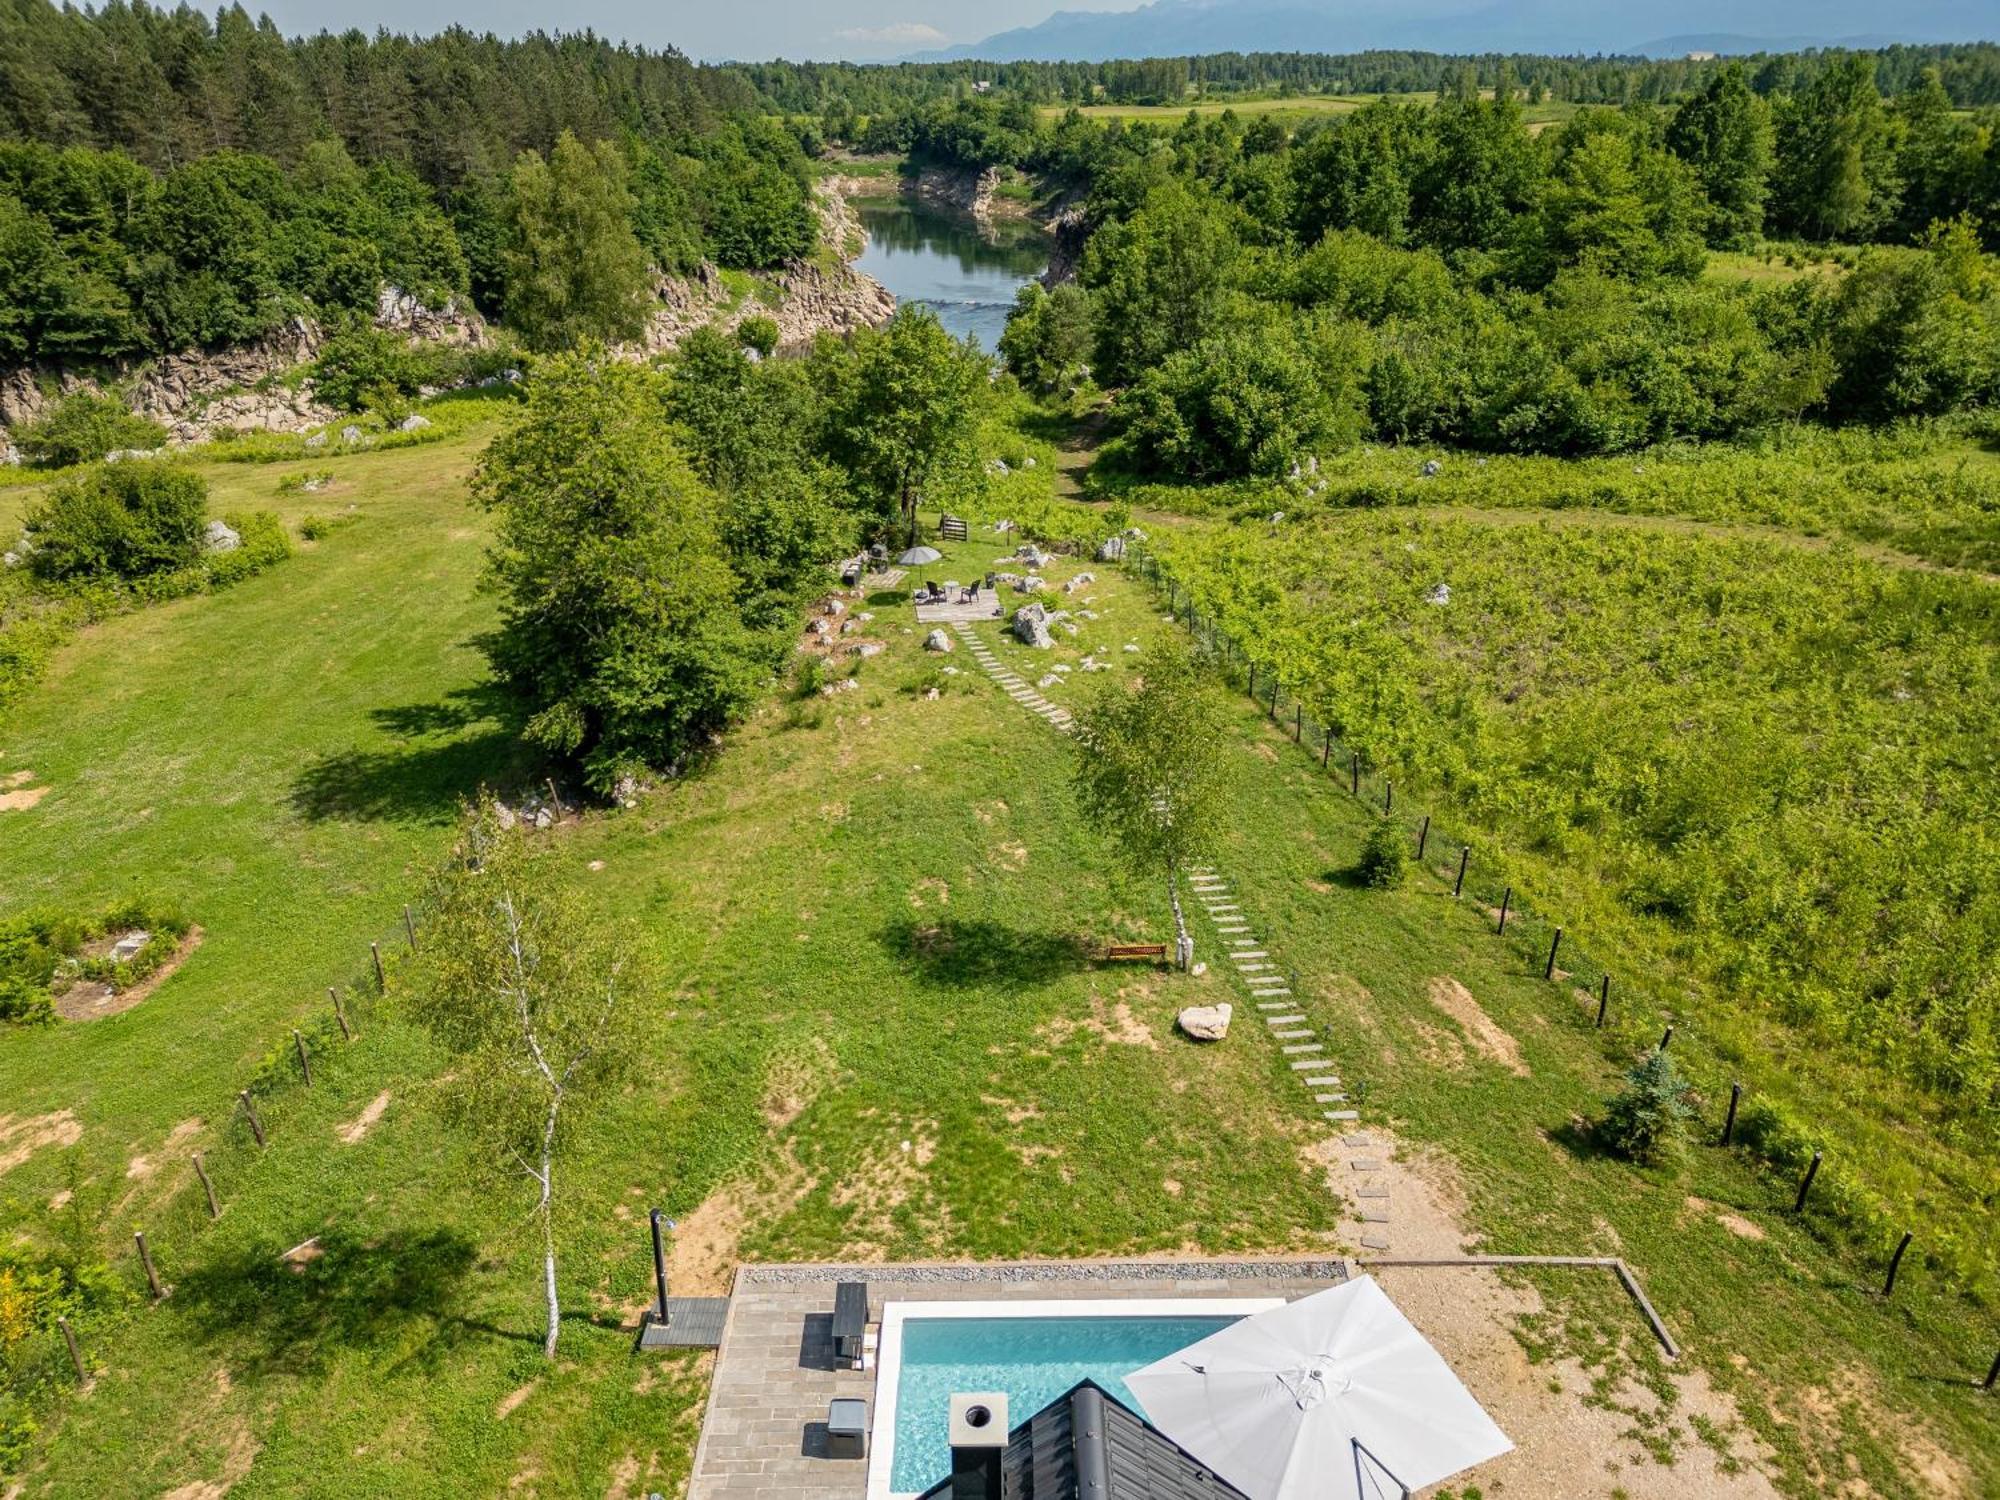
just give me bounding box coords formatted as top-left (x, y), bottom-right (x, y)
top-left (1184, 861), bottom-right (1391, 1251)
top-left (955, 624), bottom-right (1074, 732)
top-left (954, 623), bottom-right (1389, 1250)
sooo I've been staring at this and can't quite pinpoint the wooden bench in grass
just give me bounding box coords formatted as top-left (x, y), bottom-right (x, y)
top-left (1103, 943), bottom-right (1169, 963)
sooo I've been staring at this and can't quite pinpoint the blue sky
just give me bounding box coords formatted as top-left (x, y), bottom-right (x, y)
top-left (247, 0), bottom-right (1147, 60)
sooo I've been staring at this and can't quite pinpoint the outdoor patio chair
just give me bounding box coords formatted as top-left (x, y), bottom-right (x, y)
top-left (923, 579), bottom-right (943, 600)
top-left (960, 583), bottom-right (979, 603)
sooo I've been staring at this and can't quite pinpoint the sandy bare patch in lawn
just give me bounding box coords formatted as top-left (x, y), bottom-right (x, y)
top-left (1687, 1196), bottom-right (1766, 1241)
top-left (54, 925), bottom-right (205, 1021)
top-left (160, 1368), bottom-right (258, 1499)
top-left (1788, 1364), bottom-right (1973, 1497)
top-left (763, 1038), bottom-right (836, 1130)
top-left (1038, 992), bottom-right (1158, 1051)
top-left (1302, 1131), bottom-right (1777, 1499)
top-left (1413, 1019), bottom-right (1468, 1071)
top-left (992, 840), bottom-right (1029, 870)
top-left (907, 877), bottom-right (950, 908)
top-left (495, 1379), bottom-right (537, 1420)
top-left (126, 1118), bottom-right (203, 1180)
top-left (0, 1110), bottom-right (84, 1175)
top-left (669, 1147), bottom-right (817, 1295)
top-left (337, 1090), bottom-right (393, 1144)
top-left (1427, 974), bottom-right (1529, 1076)
top-left (828, 1123), bottom-right (948, 1254)
top-left (0, 768), bottom-right (49, 810)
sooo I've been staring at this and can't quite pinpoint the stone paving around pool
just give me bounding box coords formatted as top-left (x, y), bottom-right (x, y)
top-left (686, 1258), bottom-right (1349, 1500)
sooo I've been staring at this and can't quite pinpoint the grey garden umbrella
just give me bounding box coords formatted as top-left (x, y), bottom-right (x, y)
top-left (897, 545), bottom-right (943, 566)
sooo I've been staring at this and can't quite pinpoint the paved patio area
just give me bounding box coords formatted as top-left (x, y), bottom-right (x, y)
top-left (912, 595), bottom-right (1005, 626)
top-left (684, 1257), bottom-right (1350, 1500)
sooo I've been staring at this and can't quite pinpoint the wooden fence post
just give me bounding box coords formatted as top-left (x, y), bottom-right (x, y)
top-left (1883, 1231), bottom-right (1914, 1296)
top-left (1986, 1351), bottom-right (2000, 1391)
top-left (371, 941), bottom-right (385, 991)
top-left (58, 1315), bottom-right (85, 1382)
top-left (1722, 1081), bottom-right (1742, 1145)
top-left (1293, 704), bottom-right (1301, 742)
top-left (293, 1029), bottom-right (312, 1086)
top-left (134, 1231), bottom-right (164, 1300)
top-left (1545, 928), bottom-right (1563, 980)
top-left (1496, 888), bottom-right (1511, 935)
top-left (1247, 663), bottom-right (1257, 699)
top-left (237, 1090), bottom-right (265, 1147)
top-left (1659, 1024), bottom-right (1674, 1051)
top-left (1794, 1150), bottom-right (1823, 1213)
top-left (1322, 732), bottom-right (1331, 769)
top-left (1350, 752), bottom-right (1359, 796)
top-left (1454, 847), bottom-right (1469, 898)
top-left (403, 904), bottom-right (418, 951)
top-left (1384, 781), bottom-right (1393, 814)
top-left (1596, 974), bottom-right (1610, 1029)
top-left (1416, 815), bottom-right (1430, 860)
top-left (330, 986), bottom-right (351, 1041)
top-left (192, 1152), bottom-right (220, 1219)
top-left (545, 777), bottom-right (564, 818)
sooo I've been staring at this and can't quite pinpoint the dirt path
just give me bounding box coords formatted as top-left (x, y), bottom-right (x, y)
top-left (1048, 406), bottom-right (1109, 499)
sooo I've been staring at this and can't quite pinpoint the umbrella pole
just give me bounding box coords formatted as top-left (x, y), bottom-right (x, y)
top-left (1352, 1438), bottom-right (1412, 1500)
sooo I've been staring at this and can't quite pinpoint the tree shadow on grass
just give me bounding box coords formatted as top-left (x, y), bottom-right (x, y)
top-left (171, 1226), bottom-right (486, 1378)
top-left (878, 917), bottom-right (1095, 990)
top-left (291, 680), bottom-right (532, 824)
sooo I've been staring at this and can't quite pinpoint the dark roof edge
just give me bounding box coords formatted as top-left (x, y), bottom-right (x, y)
top-left (1071, 1383), bottom-right (1111, 1497)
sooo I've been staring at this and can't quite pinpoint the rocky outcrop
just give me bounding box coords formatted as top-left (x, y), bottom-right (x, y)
top-left (374, 285), bottom-right (490, 348)
top-left (912, 164), bottom-right (1004, 223)
top-left (0, 289), bottom-right (483, 449)
top-left (631, 177), bottom-right (895, 358)
top-left (1041, 200), bottom-right (1090, 289)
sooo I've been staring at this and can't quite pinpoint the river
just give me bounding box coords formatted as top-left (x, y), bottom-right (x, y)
top-left (853, 198), bottom-right (1050, 353)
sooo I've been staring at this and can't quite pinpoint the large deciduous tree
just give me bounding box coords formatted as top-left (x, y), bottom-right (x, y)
top-left (1666, 63), bottom-right (1774, 247)
top-left (1082, 180), bottom-right (1240, 387)
top-left (502, 132), bottom-right (652, 352)
top-left (409, 804), bottom-right (645, 1358)
top-left (1071, 642), bottom-right (1231, 970)
top-left (473, 353), bottom-right (763, 794)
top-left (1771, 56), bottom-right (1901, 243)
top-left (824, 307), bottom-right (987, 546)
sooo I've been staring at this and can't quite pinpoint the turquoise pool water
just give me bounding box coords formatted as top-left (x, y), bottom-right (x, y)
top-left (887, 1314), bottom-right (1242, 1492)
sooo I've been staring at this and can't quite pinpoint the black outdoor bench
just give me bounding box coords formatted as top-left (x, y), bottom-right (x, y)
top-left (832, 1280), bottom-right (869, 1367)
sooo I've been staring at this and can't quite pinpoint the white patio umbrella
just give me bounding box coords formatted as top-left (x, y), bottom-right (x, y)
top-left (897, 545), bottom-right (943, 566)
top-left (1125, 1277), bottom-right (1511, 1500)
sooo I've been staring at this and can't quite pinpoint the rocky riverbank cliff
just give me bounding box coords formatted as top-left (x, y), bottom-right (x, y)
top-left (0, 177), bottom-right (895, 457)
top-left (633, 177), bottom-right (895, 356)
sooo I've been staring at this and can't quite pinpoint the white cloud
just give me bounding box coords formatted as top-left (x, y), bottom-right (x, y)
top-left (833, 21), bottom-right (949, 45)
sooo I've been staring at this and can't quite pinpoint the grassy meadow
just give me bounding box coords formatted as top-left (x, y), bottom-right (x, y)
top-left (0, 421), bottom-right (1995, 1498)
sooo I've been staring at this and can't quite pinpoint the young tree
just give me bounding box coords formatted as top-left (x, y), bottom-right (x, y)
top-left (473, 353), bottom-right (764, 793)
top-left (1071, 642), bottom-right (1231, 969)
top-left (502, 132), bottom-right (652, 352)
top-left (826, 307), bottom-right (986, 545)
top-left (1666, 63), bottom-right (1774, 247)
top-left (409, 805), bottom-right (645, 1357)
top-left (1599, 1049), bottom-right (1699, 1165)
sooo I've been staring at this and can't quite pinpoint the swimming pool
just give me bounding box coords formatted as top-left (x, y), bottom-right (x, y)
top-left (868, 1298), bottom-right (1283, 1499)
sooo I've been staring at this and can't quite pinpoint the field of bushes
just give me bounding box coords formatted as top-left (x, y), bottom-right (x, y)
top-left (1145, 494), bottom-right (2000, 1296)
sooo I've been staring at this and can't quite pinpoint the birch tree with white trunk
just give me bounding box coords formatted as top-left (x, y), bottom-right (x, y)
top-left (410, 804), bottom-right (644, 1357)
top-left (1071, 641), bottom-right (1230, 970)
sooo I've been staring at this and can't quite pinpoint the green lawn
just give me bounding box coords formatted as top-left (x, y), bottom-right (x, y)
top-left (2, 430), bottom-right (1995, 1497)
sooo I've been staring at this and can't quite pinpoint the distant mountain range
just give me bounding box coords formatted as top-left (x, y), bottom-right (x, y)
top-left (919, 0), bottom-right (1996, 62)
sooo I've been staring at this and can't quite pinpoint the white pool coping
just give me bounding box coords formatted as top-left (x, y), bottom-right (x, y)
top-left (865, 1296), bottom-right (1286, 1500)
